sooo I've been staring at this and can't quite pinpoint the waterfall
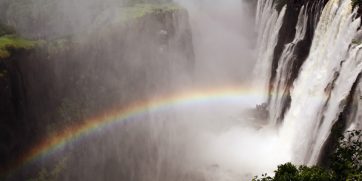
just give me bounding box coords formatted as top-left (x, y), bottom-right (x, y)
top-left (269, 6), bottom-right (308, 125)
top-left (278, 0), bottom-right (362, 165)
top-left (254, 0), bottom-right (286, 102)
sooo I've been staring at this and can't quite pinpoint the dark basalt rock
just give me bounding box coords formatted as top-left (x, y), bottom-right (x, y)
top-left (0, 51), bottom-right (35, 171)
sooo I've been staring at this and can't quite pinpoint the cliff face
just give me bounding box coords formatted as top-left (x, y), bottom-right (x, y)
top-left (0, 4), bottom-right (195, 176)
top-left (0, 36), bottom-right (38, 167)
top-left (0, 52), bottom-right (28, 166)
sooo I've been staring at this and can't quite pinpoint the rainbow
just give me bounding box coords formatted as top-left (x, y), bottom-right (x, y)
top-left (3, 85), bottom-right (263, 175)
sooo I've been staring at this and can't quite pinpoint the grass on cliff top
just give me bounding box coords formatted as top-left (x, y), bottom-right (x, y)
top-left (0, 35), bottom-right (38, 59)
top-left (119, 3), bottom-right (181, 22)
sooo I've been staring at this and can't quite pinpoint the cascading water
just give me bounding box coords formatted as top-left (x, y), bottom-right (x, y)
top-left (258, 0), bottom-right (362, 165)
top-left (254, 0), bottom-right (286, 102)
top-left (269, 6), bottom-right (308, 125)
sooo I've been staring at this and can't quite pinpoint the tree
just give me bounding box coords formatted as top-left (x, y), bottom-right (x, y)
top-left (253, 130), bottom-right (362, 181)
top-left (252, 163), bottom-right (335, 181)
top-left (330, 130), bottom-right (362, 181)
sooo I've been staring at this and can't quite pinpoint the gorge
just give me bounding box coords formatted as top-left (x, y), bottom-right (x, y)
top-left (0, 0), bottom-right (361, 180)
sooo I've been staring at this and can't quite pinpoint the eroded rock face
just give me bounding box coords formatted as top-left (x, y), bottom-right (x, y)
top-left (0, 53), bottom-right (28, 165)
top-left (0, 6), bottom-right (195, 178)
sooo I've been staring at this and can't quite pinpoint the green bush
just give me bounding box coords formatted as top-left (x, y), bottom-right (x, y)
top-left (0, 35), bottom-right (38, 58)
top-left (330, 130), bottom-right (362, 181)
top-left (253, 130), bottom-right (362, 181)
top-left (253, 163), bottom-right (335, 181)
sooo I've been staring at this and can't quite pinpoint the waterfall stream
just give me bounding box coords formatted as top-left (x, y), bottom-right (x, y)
top-left (257, 0), bottom-right (362, 165)
top-left (254, 0), bottom-right (286, 103)
top-left (269, 6), bottom-right (308, 125)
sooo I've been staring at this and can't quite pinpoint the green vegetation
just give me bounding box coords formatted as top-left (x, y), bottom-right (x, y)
top-left (330, 130), bottom-right (362, 181)
top-left (253, 130), bottom-right (362, 181)
top-left (352, 39), bottom-right (362, 45)
top-left (0, 0), bottom-right (180, 39)
top-left (253, 163), bottom-right (335, 181)
top-left (125, 0), bottom-right (172, 6)
top-left (0, 35), bottom-right (38, 59)
top-left (117, 3), bottom-right (181, 23)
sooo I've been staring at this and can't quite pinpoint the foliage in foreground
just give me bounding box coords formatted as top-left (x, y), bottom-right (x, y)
top-left (253, 163), bottom-right (335, 181)
top-left (253, 130), bottom-right (362, 181)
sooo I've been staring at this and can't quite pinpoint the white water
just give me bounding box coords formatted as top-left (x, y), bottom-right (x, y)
top-left (168, 0), bottom-right (291, 178)
top-left (174, 0), bottom-right (362, 176)
top-left (254, 0), bottom-right (286, 103)
top-left (277, 0), bottom-right (362, 165)
top-left (269, 6), bottom-right (308, 125)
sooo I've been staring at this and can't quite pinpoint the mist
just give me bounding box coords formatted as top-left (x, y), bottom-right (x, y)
top-left (1, 0), bottom-right (292, 180)
top-left (176, 0), bottom-right (256, 86)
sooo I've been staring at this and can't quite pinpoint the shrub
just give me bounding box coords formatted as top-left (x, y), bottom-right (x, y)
top-left (253, 130), bottom-right (362, 181)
